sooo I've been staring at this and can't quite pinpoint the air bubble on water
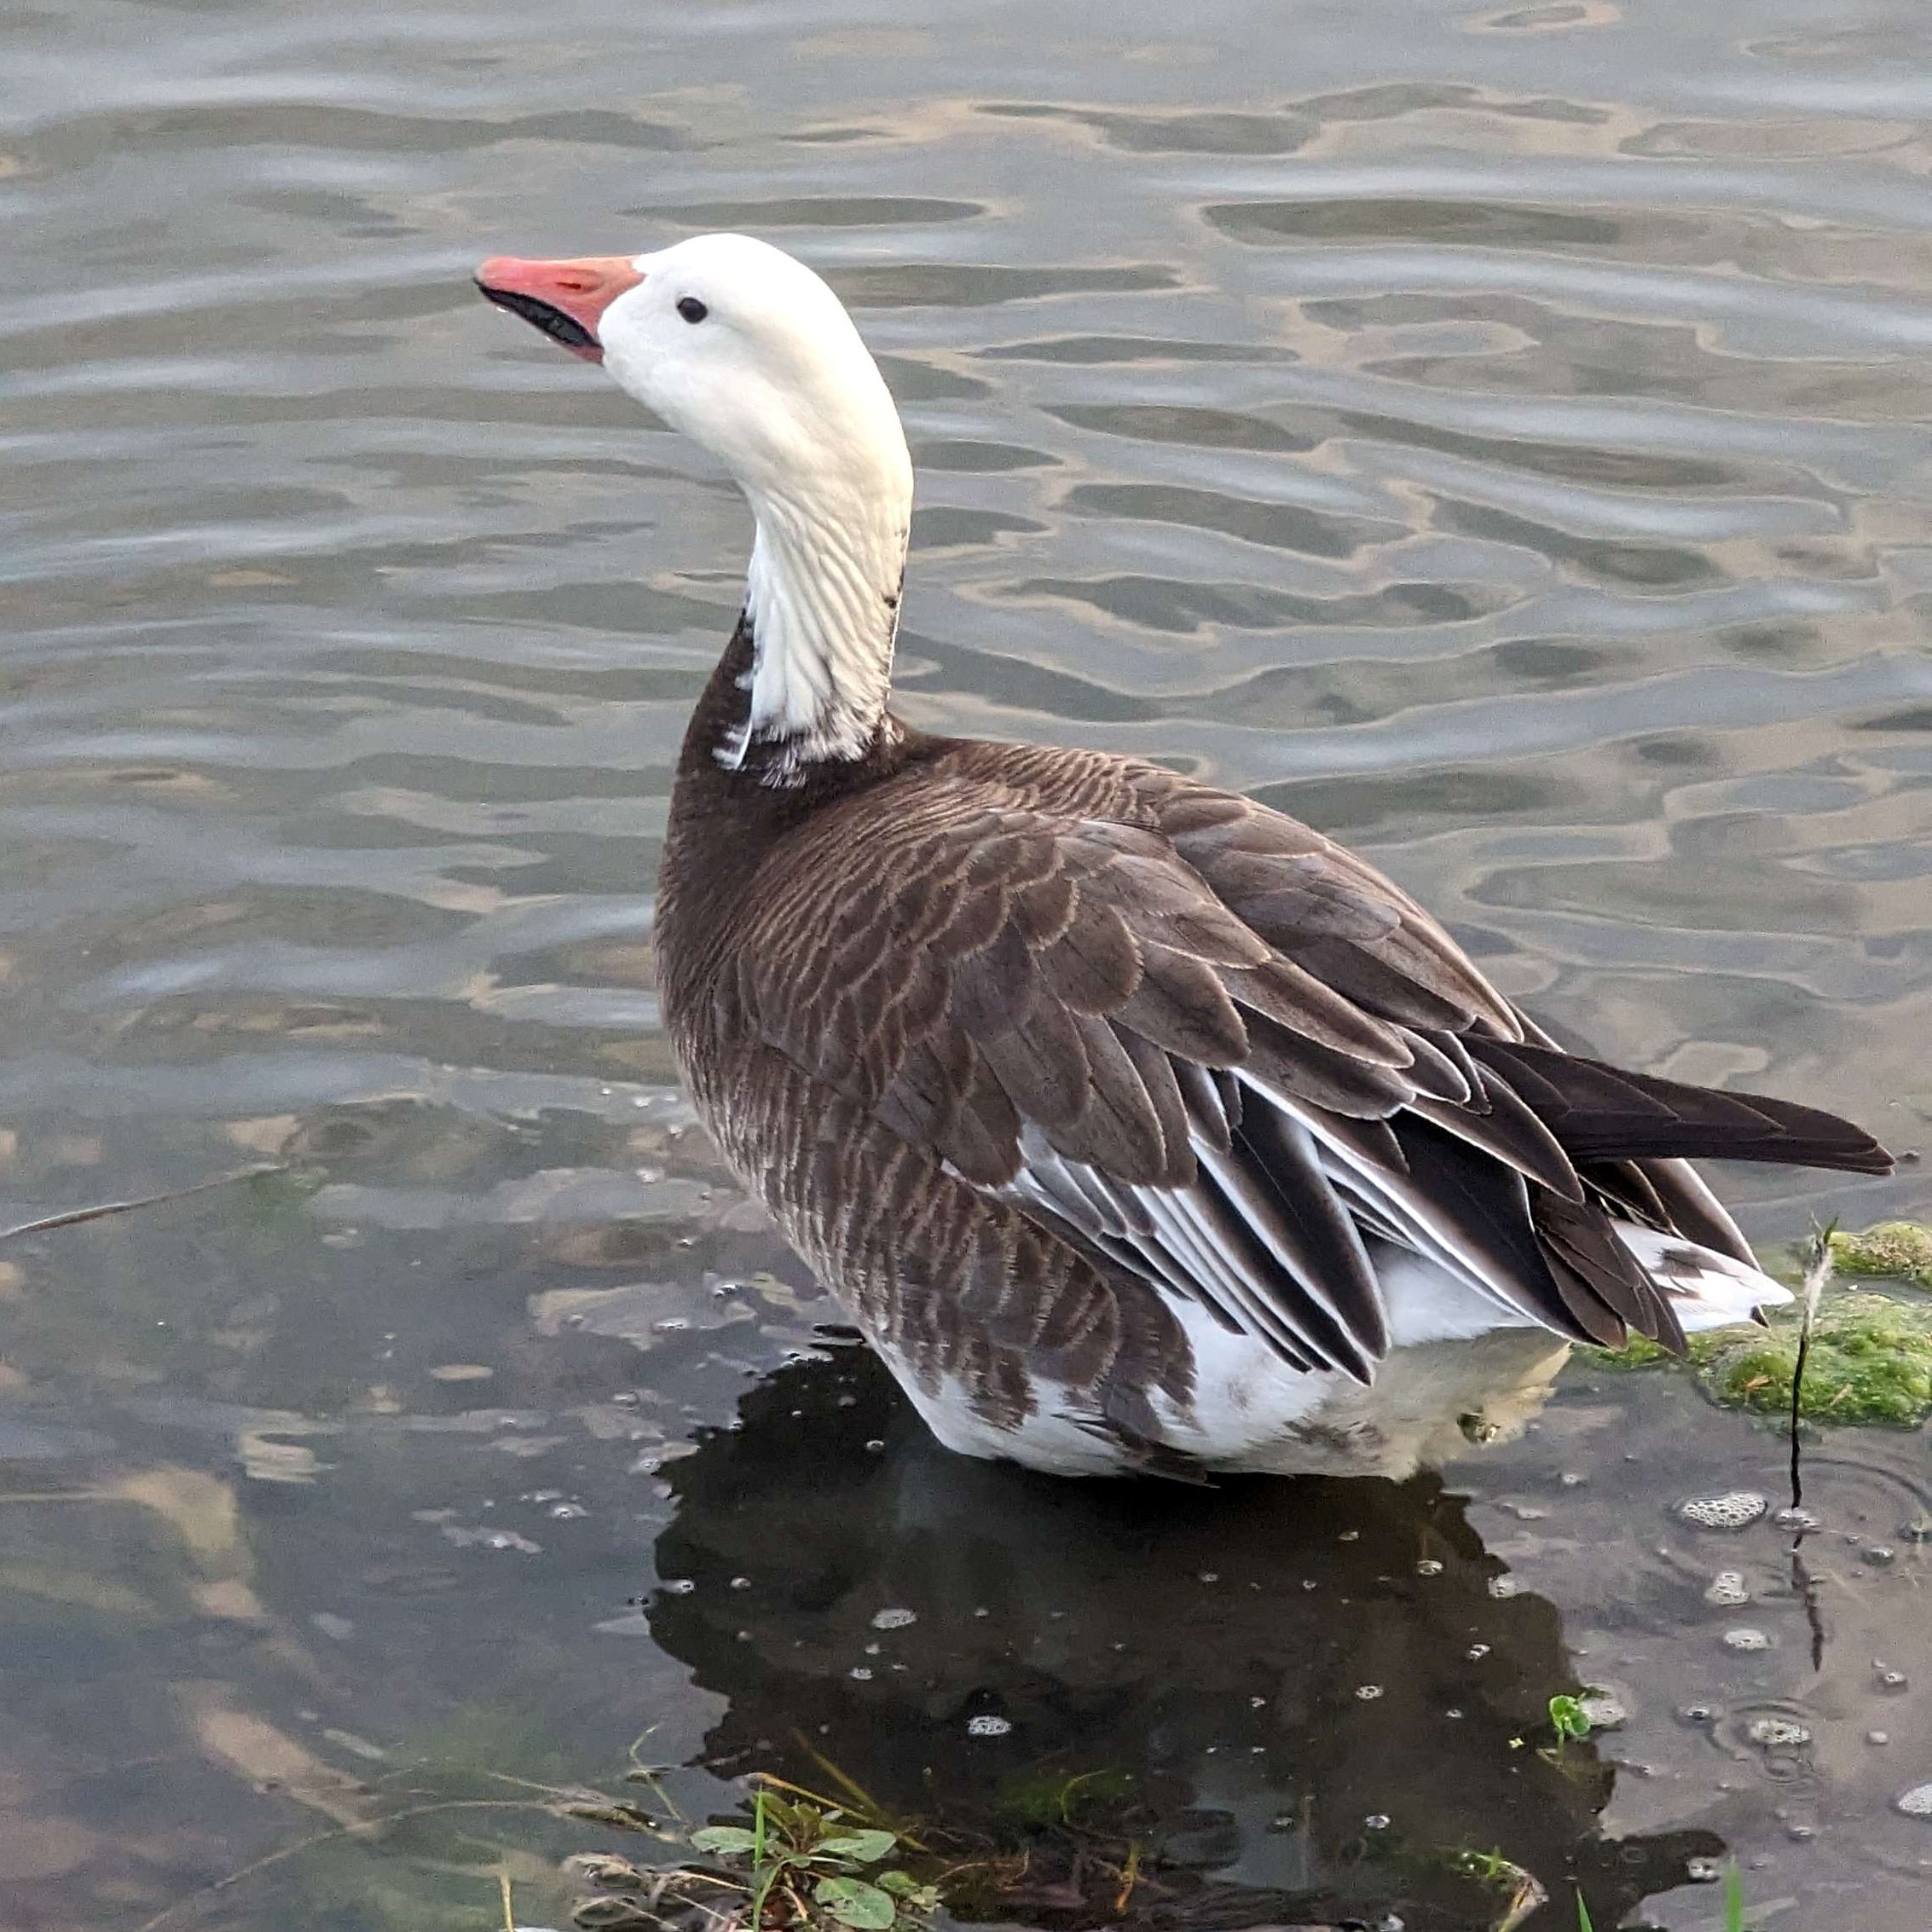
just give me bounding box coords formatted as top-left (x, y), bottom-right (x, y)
top-left (863, 1642), bottom-right (881, 1656)
top-left (1199, 1570), bottom-right (1219, 1583)
top-left (1560, 1472), bottom-right (1587, 1487)
top-left (1466, 1644), bottom-right (1490, 1661)
top-left (1338, 1530), bottom-right (1360, 1542)
top-left (1679, 1703), bottom-right (1721, 1725)
top-left (1415, 1559), bottom-right (1443, 1576)
top-left (864, 1439), bottom-right (885, 1454)
top-left (1705, 1570), bottom-right (1750, 1607)
top-left (1747, 1717), bottom-right (1812, 1748)
top-left (972, 1606), bottom-right (989, 1617)
top-left (1356, 1684), bottom-right (1384, 1701)
top-left (1686, 1857), bottom-right (1723, 1883)
top-left (1865, 1546), bottom-right (1897, 1566)
top-left (547, 1501), bottom-right (587, 1520)
top-left (661, 1578), bottom-right (696, 1595)
top-left (1896, 1783), bottom-right (1932, 1818)
top-left (1869, 1731), bottom-right (1890, 1745)
top-left (1680, 1491), bottom-right (1768, 1530)
top-left (966, 1715), bottom-right (1011, 1737)
top-left (730, 1576), bottom-right (751, 1591)
top-left (848, 1667), bottom-right (872, 1681)
top-left (1251, 1696), bottom-right (1267, 1708)
top-left (1723, 1627), bottom-right (1772, 1651)
top-left (1878, 1668), bottom-right (1909, 1692)
top-left (1364, 1813), bottom-right (1391, 1831)
top-left (1773, 1506), bottom-right (1820, 1531)
top-left (871, 1606), bottom-right (917, 1630)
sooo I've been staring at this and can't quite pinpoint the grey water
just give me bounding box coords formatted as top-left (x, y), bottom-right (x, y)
top-left (3, 0), bottom-right (1931, 1924)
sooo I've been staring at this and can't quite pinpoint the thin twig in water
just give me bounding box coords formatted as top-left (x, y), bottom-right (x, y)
top-left (1789, 1218), bottom-right (1836, 1511)
top-left (0, 1163), bottom-right (287, 1241)
top-left (499, 1871), bottom-right (516, 1932)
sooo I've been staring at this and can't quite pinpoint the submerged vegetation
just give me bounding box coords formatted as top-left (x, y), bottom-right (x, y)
top-left (1583, 1222), bottom-right (1932, 1427)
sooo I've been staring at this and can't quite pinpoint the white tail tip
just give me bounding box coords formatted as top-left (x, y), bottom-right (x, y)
top-left (1614, 1222), bottom-right (1792, 1333)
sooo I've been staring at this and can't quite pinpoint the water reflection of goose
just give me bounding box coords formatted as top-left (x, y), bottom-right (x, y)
top-left (478, 234), bottom-right (1889, 1479)
top-left (648, 1346), bottom-right (1721, 1929)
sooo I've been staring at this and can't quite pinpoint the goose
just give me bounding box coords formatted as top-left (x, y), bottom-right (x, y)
top-left (477, 234), bottom-right (1890, 1479)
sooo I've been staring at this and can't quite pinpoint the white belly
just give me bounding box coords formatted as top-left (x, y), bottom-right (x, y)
top-left (886, 1258), bottom-right (1571, 1480)
top-left (877, 1219), bottom-right (1780, 1479)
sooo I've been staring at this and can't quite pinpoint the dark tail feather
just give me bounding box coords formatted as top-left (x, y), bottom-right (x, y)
top-left (1467, 1038), bottom-right (1892, 1176)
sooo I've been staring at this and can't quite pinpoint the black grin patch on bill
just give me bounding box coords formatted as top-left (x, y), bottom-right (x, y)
top-left (475, 281), bottom-right (598, 352)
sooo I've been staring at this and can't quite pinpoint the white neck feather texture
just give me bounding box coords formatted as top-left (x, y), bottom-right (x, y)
top-left (725, 471), bottom-right (909, 779)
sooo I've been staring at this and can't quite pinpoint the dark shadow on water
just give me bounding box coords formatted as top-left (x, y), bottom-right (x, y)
top-left (649, 1345), bottom-right (1719, 1930)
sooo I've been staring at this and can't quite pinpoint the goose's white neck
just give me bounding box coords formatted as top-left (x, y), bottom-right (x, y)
top-left (721, 472), bottom-right (910, 784)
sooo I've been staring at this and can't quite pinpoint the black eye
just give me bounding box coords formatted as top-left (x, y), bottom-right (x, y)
top-left (676, 296), bottom-right (709, 324)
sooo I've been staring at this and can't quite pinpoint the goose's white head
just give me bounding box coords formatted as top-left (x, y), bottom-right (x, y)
top-left (477, 234), bottom-right (913, 778)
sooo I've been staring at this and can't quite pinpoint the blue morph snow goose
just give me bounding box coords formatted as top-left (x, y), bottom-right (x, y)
top-left (477, 235), bottom-right (1889, 1478)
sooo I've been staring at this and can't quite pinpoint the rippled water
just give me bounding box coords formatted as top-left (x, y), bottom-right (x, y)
top-left (3, 0), bottom-right (1931, 1925)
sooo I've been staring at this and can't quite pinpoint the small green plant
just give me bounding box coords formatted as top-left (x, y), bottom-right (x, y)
top-left (689, 1788), bottom-right (923, 1929)
top-left (1547, 1695), bottom-right (1594, 1756)
top-left (576, 1778), bottom-right (938, 1931)
top-left (1576, 1894), bottom-right (1594, 1932)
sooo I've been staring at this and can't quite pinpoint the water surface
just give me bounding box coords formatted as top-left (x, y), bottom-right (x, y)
top-left (3, 0), bottom-right (1930, 1926)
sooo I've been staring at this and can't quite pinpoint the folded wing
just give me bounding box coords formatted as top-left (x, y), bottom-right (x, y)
top-left (724, 754), bottom-right (1887, 1380)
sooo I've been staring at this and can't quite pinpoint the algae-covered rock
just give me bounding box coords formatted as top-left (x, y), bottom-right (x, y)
top-left (1583, 1291), bottom-right (1932, 1427)
top-left (1692, 1293), bottom-right (1932, 1427)
top-left (1830, 1221), bottom-right (1932, 1290)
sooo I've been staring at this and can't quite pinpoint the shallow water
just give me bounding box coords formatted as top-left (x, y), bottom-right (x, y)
top-left (3, 0), bottom-right (1931, 1924)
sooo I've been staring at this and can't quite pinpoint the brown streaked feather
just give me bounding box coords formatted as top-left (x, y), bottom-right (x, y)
top-left (1038, 897), bottom-right (1142, 1012)
top-left (1118, 942), bottom-right (1250, 1065)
